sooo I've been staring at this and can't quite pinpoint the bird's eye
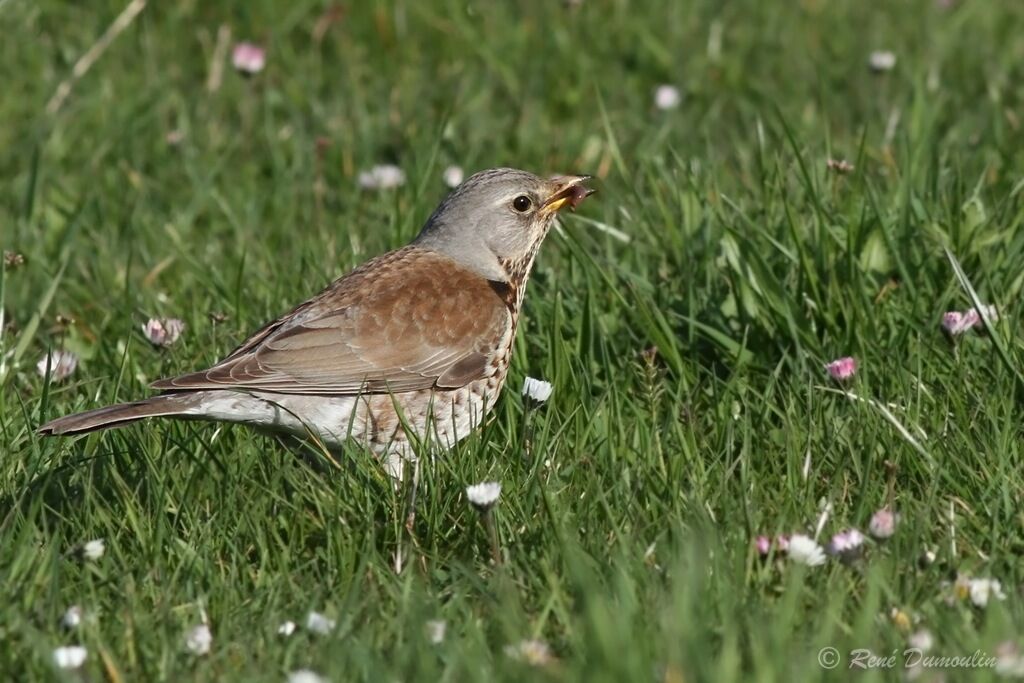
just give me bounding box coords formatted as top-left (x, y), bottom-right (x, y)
top-left (512, 195), bottom-right (533, 213)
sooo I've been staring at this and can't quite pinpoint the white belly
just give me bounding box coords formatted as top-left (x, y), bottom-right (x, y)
top-left (182, 383), bottom-right (502, 479)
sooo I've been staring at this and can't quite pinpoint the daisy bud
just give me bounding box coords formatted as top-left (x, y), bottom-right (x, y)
top-left (868, 507), bottom-right (899, 539)
top-left (37, 350), bottom-right (78, 382)
top-left (142, 318), bottom-right (185, 347)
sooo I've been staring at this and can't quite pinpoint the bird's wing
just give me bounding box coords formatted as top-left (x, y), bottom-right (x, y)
top-left (151, 247), bottom-right (512, 395)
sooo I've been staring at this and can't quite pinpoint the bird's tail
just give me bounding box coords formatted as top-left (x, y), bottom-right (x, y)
top-left (38, 393), bottom-right (201, 436)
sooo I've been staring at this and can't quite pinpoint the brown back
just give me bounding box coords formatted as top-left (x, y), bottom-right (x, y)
top-left (151, 247), bottom-right (511, 395)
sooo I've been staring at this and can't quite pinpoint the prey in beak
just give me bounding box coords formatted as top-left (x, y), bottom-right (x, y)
top-left (540, 175), bottom-right (595, 214)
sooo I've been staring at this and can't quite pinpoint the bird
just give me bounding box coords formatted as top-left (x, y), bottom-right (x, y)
top-left (38, 168), bottom-right (594, 479)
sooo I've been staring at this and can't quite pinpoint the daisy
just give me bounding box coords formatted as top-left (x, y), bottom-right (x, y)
top-left (425, 619), bottom-right (447, 644)
top-left (37, 350), bottom-right (78, 382)
top-left (358, 164), bottom-right (405, 190)
top-left (443, 166), bottom-right (464, 188)
top-left (786, 534), bottom-right (827, 566)
top-left (277, 620), bottom-right (296, 636)
top-left (942, 305), bottom-right (998, 336)
top-left (142, 318), bottom-right (185, 347)
top-left (232, 42), bottom-right (266, 74)
top-left (82, 539), bottom-right (105, 561)
top-left (824, 357), bottom-right (857, 381)
top-left (868, 51), bottom-right (896, 72)
top-left (305, 611), bottom-right (336, 635)
top-left (941, 311), bottom-right (973, 336)
top-left (827, 528), bottom-right (866, 560)
top-left (974, 304), bottom-right (998, 325)
top-left (868, 507), bottom-right (898, 539)
top-left (52, 645), bottom-right (87, 669)
top-left (654, 85), bottom-right (682, 110)
top-left (185, 624), bottom-right (212, 655)
top-left (908, 629), bottom-right (934, 653)
top-left (465, 481), bottom-right (501, 510)
top-left (522, 377), bottom-right (553, 403)
top-left (62, 606), bottom-right (83, 629)
top-left (995, 642), bottom-right (1024, 677)
top-left (967, 578), bottom-right (1006, 607)
top-left (504, 639), bottom-right (554, 666)
top-left (287, 670), bottom-right (329, 683)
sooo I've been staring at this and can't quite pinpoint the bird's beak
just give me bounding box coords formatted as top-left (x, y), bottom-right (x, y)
top-left (540, 175), bottom-right (595, 214)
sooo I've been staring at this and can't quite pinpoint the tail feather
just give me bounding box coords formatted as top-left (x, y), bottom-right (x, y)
top-left (38, 394), bottom-right (200, 436)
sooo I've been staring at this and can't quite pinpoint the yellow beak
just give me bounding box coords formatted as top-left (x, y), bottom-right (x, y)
top-left (540, 175), bottom-right (595, 214)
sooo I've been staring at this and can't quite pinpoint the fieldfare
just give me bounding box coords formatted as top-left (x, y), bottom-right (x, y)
top-left (39, 168), bottom-right (594, 478)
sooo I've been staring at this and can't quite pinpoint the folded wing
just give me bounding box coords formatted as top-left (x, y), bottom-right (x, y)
top-left (151, 247), bottom-right (509, 395)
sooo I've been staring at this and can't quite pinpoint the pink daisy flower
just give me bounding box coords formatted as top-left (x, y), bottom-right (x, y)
top-left (827, 528), bottom-right (866, 559)
top-left (825, 357), bottom-right (857, 381)
top-left (232, 42), bottom-right (266, 74)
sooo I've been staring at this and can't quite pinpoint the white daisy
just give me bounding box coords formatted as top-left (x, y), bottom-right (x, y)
top-left (52, 645), bottom-right (88, 669)
top-left (82, 539), bottom-right (105, 561)
top-left (653, 84), bottom-right (682, 110)
top-left (522, 377), bottom-right (552, 403)
top-left (995, 642), bottom-right (1024, 677)
top-left (305, 611), bottom-right (336, 635)
top-left (288, 670), bottom-right (329, 683)
top-left (185, 624), bottom-right (212, 655)
top-left (277, 620), bottom-right (297, 636)
top-left (37, 350), bottom-right (78, 382)
top-left (786, 534), bottom-right (827, 566)
top-left (425, 619), bottom-right (447, 644)
top-left (975, 304), bottom-right (999, 325)
top-left (442, 166), bottom-right (464, 188)
top-left (358, 164), bottom-right (405, 190)
top-left (908, 629), bottom-right (933, 653)
top-left (465, 481), bottom-right (501, 509)
top-left (61, 605), bottom-right (83, 629)
top-left (968, 578), bottom-right (1006, 607)
top-left (868, 50), bottom-right (897, 72)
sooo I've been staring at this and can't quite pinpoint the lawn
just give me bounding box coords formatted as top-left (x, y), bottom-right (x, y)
top-left (2, 0), bottom-right (1024, 680)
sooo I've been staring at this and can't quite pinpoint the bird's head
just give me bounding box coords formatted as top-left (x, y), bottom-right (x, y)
top-left (414, 168), bottom-right (594, 283)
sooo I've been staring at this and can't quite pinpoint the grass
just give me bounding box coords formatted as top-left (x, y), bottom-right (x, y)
top-left (2, 0), bottom-right (1024, 680)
